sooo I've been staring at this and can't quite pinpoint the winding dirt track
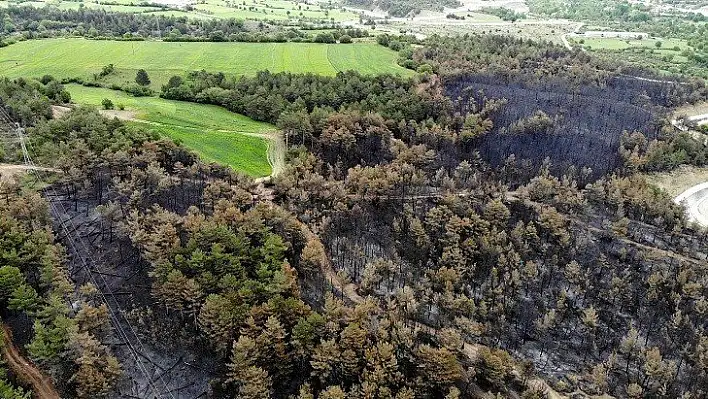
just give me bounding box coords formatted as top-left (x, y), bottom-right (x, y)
top-left (1, 324), bottom-right (61, 399)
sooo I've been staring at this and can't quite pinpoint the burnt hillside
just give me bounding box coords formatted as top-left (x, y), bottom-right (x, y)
top-left (445, 73), bottom-right (680, 176)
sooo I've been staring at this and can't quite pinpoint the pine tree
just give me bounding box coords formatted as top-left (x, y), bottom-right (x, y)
top-left (311, 339), bottom-right (341, 384)
top-left (416, 344), bottom-right (464, 389)
top-left (135, 69), bottom-right (151, 86)
top-left (227, 336), bottom-right (272, 398)
top-left (477, 347), bottom-right (513, 388)
top-left (319, 385), bottom-right (346, 399)
top-left (237, 366), bottom-right (272, 399)
top-left (198, 294), bottom-right (236, 354)
top-left (67, 332), bottom-right (122, 398)
top-left (258, 316), bottom-right (292, 384)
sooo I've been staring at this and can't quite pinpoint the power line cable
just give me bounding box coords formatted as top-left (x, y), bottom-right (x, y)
top-left (0, 108), bottom-right (176, 399)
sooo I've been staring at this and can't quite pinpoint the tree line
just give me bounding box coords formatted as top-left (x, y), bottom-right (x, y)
top-left (0, 6), bottom-right (369, 45)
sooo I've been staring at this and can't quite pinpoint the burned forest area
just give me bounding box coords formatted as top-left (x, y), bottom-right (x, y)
top-left (2, 33), bottom-right (708, 399)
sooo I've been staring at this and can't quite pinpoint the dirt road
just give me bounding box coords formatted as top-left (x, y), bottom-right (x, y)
top-left (0, 164), bottom-right (60, 182)
top-left (1, 324), bottom-right (61, 399)
top-left (243, 130), bottom-right (285, 183)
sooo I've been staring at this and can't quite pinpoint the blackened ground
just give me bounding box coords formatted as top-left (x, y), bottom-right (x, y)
top-left (46, 190), bottom-right (217, 399)
top-left (445, 74), bottom-right (676, 177)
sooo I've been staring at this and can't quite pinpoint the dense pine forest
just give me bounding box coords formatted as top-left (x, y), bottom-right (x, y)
top-left (1, 30), bottom-right (708, 399)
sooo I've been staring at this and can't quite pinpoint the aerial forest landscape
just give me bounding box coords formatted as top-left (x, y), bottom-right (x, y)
top-left (1, 0), bottom-right (708, 398)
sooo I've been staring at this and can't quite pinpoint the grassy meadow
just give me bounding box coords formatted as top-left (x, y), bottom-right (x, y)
top-left (0, 39), bottom-right (412, 88)
top-left (66, 84), bottom-right (274, 177)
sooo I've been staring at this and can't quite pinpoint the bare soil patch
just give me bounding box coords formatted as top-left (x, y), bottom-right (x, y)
top-left (52, 105), bottom-right (138, 121)
top-left (100, 109), bottom-right (138, 121)
top-left (51, 105), bottom-right (71, 119)
top-left (645, 165), bottom-right (708, 197)
top-left (675, 102), bottom-right (708, 117)
top-left (0, 164), bottom-right (60, 183)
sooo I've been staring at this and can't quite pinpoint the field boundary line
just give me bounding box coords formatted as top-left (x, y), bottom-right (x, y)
top-left (326, 44), bottom-right (341, 73)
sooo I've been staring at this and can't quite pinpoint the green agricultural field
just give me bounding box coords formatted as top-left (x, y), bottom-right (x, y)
top-left (54, 2), bottom-right (163, 13)
top-left (576, 37), bottom-right (690, 51)
top-left (188, 0), bottom-right (358, 22)
top-left (4, 0), bottom-right (46, 6)
top-left (573, 35), bottom-right (707, 77)
top-left (0, 38), bottom-right (412, 89)
top-left (3, 0), bottom-right (358, 21)
top-left (66, 84), bottom-right (274, 177)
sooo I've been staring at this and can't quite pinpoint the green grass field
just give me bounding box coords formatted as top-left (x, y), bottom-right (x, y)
top-left (55, 2), bottom-right (163, 13)
top-left (2, 0), bottom-right (358, 21)
top-left (571, 35), bottom-right (707, 77)
top-left (189, 0), bottom-right (358, 22)
top-left (65, 84), bottom-right (274, 177)
top-left (577, 37), bottom-right (690, 51)
top-left (0, 38), bottom-right (412, 88)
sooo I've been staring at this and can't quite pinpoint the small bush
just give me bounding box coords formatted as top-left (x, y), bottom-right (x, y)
top-left (99, 64), bottom-right (115, 77)
top-left (40, 75), bottom-right (55, 85)
top-left (416, 63), bottom-right (434, 74)
top-left (101, 98), bottom-right (114, 110)
top-left (135, 69), bottom-right (151, 86)
top-left (388, 40), bottom-right (404, 51)
top-left (313, 33), bottom-right (335, 44)
top-left (123, 84), bottom-right (154, 97)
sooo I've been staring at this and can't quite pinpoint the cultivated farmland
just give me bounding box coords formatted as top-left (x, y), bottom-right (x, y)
top-left (1, 0), bottom-right (359, 22)
top-left (66, 84), bottom-right (275, 177)
top-left (189, 0), bottom-right (358, 21)
top-left (0, 38), bottom-right (413, 88)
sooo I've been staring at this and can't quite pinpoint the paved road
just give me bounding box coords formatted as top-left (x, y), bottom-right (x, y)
top-left (675, 182), bottom-right (708, 226)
